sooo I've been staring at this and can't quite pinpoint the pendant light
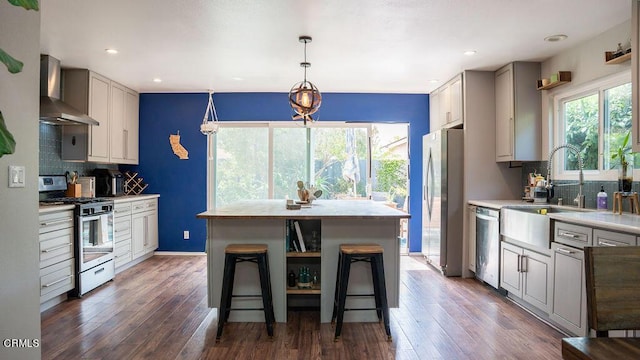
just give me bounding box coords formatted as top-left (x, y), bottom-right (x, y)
top-left (200, 90), bottom-right (219, 160)
top-left (289, 36), bottom-right (322, 126)
top-left (200, 90), bottom-right (219, 135)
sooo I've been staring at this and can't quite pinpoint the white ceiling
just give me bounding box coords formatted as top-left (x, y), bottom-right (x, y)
top-left (40, 0), bottom-right (631, 94)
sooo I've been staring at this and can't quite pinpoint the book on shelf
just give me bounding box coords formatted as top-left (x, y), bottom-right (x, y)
top-left (294, 220), bottom-right (306, 252)
top-left (285, 219), bottom-right (291, 251)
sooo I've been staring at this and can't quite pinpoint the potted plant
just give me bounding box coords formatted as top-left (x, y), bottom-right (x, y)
top-left (611, 131), bottom-right (636, 192)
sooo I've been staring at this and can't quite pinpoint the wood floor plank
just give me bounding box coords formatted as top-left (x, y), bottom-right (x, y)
top-left (41, 254), bottom-right (565, 359)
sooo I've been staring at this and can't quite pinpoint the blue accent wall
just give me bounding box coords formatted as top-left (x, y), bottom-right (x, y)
top-left (127, 92), bottom-right (429, 253)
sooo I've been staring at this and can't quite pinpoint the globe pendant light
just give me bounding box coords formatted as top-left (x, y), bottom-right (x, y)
top-left (289, 36), bottom-right (322, 126)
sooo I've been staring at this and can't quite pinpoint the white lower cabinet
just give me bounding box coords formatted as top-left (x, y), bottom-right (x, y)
top-left (550, 242), bottom-right (587, 336)
top-left (114, 202), bottom-right (133, 270)
top-left (113, 196), bottom-right (159, 273)
top-left (132, 199), bottom-right (159, 258)
top-left (500, 242), bottom-right (551, 314)
top-left (39, 209), bottom-right (75, 305)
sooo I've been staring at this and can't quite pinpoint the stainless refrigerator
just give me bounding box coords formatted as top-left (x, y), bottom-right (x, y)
top-left (422, 128), bottom-right (464, 276)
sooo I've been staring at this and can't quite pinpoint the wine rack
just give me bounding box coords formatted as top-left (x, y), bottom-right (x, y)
top-left (124, 171), bottom-right (148, 195)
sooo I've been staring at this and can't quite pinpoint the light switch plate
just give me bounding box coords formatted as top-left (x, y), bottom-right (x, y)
top-left (183, 230), bottom-right (190, 240)
top-left (9, 165), bottom-right (25, 188)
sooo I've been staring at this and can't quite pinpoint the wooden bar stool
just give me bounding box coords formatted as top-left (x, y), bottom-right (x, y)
top-left (612, 192), bottom-right (640, 214)
top-left (217, 244), bottom-right (275, 341)
top-left (331, 244), bottom-right (391, 341)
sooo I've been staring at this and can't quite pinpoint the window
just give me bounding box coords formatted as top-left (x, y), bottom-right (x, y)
top-left (209, 122), bottom-right (408, 208)
top-left (554, 71), bottom-right (632, 180)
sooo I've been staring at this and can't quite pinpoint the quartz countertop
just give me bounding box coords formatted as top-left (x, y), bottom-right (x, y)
top-left (197, 199), bottom-right (411, 220)
top-left (38, 204), bottom-right (75, 213)
top-left (468, 199), bottom-right (534, 209)
top-left (549, 211), bottom-right (640, 235)
top-left (112, 194), bottom-right (160, 203)
top-left (469, 199), bottom-right (640, 235)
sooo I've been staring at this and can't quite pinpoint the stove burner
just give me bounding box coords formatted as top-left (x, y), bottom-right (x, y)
top-left (40, 197), bottom-right (109, 205)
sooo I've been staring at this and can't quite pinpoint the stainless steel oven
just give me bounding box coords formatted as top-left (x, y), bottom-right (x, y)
top-left (76, 201), bottom-right (115, 296)
top-left (39, 175), bottom-right (115, 297)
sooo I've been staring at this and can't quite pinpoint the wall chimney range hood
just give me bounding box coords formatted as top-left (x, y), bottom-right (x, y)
top-left (39, 55), bottom-right (99, 126)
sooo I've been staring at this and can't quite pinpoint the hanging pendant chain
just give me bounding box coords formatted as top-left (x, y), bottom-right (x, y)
top-left (204, 91), bottom-right (218, 122)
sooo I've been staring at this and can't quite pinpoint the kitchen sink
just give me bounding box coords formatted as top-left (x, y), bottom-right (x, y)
top-left (500, 205), bottom-right (587, 250)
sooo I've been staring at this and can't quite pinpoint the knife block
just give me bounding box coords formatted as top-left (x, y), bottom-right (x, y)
top-left (66, 183), bottom-right (82, 197)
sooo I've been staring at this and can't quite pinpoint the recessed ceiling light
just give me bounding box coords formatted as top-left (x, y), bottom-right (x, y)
top-left (429, 79), bottom-right (439, 84)
top-left (232, 76), bottom-right (244, 81)
top-left (544, 34), bottom-right (568, 42)
top-left (152, 78), bottom-right (162, 83)
top-left (463, 50), bottom-right (477, 56)
top-left (105, 48), bottom-right (118, 54)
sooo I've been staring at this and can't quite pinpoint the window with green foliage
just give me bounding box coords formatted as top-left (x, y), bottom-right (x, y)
top-left (211, 122), bottom-right (408, 208)
top-left (555, 71), bottom-right (632, 180)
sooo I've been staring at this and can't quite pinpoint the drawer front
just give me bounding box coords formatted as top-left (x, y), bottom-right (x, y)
top-left (114, 217), bottom-right (131, 240)
top-left (40, 258), bottom-right (75, 303)
top-left (554, 222), bottom-right (592, 249)
top-left (114, 202), bottom-right (132, 218)
top-left (593, 229), bottom-right (636, 247)
top-left (115, 238), bottom-right (132, 268)
top-left (39, 227), bottom-right (74, 268)
top-left (39, 210), bottom-right (74, 235)
top-left (132, 199), bottom-right (157, 214)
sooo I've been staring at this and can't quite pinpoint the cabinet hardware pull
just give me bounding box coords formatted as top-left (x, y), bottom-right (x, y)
top-left (559, 231), bottom-right (580, 239)
top-left (42, 275), bottom-right (72, 288)
top-left (598, 240), bottom-right (617, 247)
top-left (40, 218), bottom-right (73, 227)
top-left (94, 267), bottom-right (105, 274)
top-left (520, 255), bottom-right (527, 273)
top-left (42, 243), bottom-right (72, 253)
top-left (556, 247), bottom-right (574, 254)
top-left (517, 254), bottom-right (521, 272)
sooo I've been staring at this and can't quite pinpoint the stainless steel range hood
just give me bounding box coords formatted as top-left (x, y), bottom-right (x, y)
top-left (39, 55), bottom-right (99, 126)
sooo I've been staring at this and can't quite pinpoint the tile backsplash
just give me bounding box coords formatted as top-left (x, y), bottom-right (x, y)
top-left (522, 161), bottom-right (637, 211)
top-left (39, 123), bottom-right (116, 176)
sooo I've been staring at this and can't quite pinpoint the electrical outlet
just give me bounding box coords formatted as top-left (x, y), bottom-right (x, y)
top-left (183, 230), bottom-right (190, 240)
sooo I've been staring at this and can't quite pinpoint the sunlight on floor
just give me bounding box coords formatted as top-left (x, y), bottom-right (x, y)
top-left (400, 254), bottom-right (429, 271)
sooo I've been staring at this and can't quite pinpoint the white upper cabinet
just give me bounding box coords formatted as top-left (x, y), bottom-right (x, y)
top-left (62, 71), bottom-right (111, 162)
top-left (110, 82), bottom-right (139, 164)
top-left (429, 73), bottom-right (463, 132)
top-left (62, 70), bottom-right (139, 164)
top-left (494, 62), bottom-right (541, 162)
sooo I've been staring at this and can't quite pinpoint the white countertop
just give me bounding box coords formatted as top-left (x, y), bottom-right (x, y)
top-left (469, 199), bottom-right (640, 235)
top-left (549, 211), bottom-right (640, 235)
top-left (112, 194), bottom-right (160, 203)
top-left (39, 194), bottom-right (160, 213)
top-left (197, 199), bottom-right (411, 219)
top-left (468, 199), bottom-right (534, 209)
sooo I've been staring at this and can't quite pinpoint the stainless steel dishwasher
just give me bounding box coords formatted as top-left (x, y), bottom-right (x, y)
top-left (475, 207), bottom-right (500, 289)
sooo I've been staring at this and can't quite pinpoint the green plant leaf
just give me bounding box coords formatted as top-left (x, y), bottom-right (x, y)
top-left (0, 111), bottom-right (17, 157)
top-left (7, 0), bottom-right (39, 10)
top-left (0, 48), bottom-right (24, 74)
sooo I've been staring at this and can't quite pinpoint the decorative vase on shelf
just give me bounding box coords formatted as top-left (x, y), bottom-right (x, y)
top-left (618, 163), bottom-right (633, 193)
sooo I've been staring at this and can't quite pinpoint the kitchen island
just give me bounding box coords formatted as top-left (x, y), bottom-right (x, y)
top-left (197, 199), bottom-right (410, 323)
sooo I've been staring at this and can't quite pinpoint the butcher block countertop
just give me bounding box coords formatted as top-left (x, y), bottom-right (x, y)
top-left (197, 199), bottom-right (411, 220)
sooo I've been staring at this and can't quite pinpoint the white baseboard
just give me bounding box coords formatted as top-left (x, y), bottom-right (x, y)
top-left (153, 251), bottom-right (207, 256)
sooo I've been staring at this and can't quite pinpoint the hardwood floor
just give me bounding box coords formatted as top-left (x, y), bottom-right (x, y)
top-left (41, 255), bottom-right (564, 359)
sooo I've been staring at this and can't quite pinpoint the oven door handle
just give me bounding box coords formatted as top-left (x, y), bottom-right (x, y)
top-left (80, 214), bottom-right (111, 222)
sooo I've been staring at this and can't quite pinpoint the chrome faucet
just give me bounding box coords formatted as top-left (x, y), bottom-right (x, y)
top-left (546, 144), bottom-right (585, 208)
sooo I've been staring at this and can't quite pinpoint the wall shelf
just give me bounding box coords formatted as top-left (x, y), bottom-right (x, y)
top-left (287, 251), bottom-right (321, 258)
top-left (537, 71), bottom-right (572, 90)
top-left (287, 286), bottom-right (321, 295)
top-left (605, 51), bottom-right (631, 65)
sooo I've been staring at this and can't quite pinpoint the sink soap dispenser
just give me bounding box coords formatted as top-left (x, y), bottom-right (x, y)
top-left (597, 185), bottom-right (608, 210)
